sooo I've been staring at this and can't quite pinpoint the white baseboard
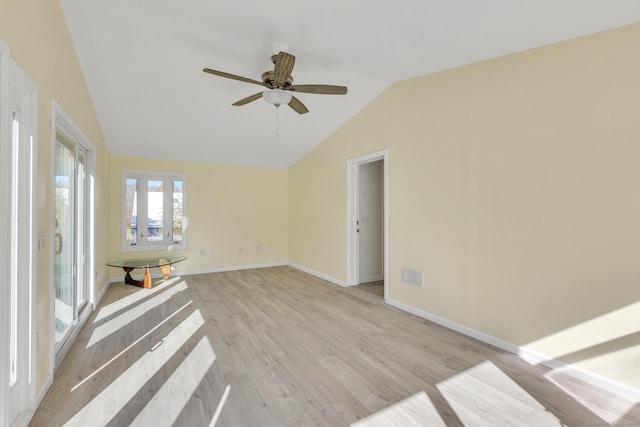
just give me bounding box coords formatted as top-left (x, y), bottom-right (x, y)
top-left (11, 410), bottom-right (35, 427)
top-left (181, 262), bottom-right (288, 276)
top-left (34, 373), bottom-right (53, 411)
top-left (108, 262), bottom-right (289, 285)
top-left (358, 275), bottom-right (384, 285)
top-left (385, 298), bottom-right (640, 403)
top-left (287, 262), bottom-right (347, 287)
top-left (93, 277), bottom-right (112, 310)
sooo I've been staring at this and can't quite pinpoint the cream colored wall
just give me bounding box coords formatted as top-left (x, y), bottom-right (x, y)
top-left (289, 90), bottom-right (393, 279)
top-left (3, 0), bottom-right (638, 401)
top-left (289, 23), bottom-right (640, 391)
top-left (0, 0), bottom-right (110, 392)
top-left (108, 156), bottom-right (288, 274)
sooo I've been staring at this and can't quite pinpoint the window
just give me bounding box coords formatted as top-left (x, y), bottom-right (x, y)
top-left (122, 169), bottom-right (187, 251)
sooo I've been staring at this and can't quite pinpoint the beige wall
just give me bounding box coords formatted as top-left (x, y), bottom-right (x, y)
top-left (289, 24), bottom-right (640, 391)
top-left (3, 0), bottom-right (639, 402)
top-left (289, 89), bottom-right (393, 279)
top-left (0, 0), bottom-right (111, 392)
top-left (108, 156), bottom-right (288, 274)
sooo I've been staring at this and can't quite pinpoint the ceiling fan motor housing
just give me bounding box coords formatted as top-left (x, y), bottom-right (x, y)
top-left (262, 71), bottom-right (293, 89)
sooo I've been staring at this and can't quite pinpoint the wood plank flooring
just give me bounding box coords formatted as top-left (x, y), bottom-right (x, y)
top-left (30, 266), bottom-right (639, 426)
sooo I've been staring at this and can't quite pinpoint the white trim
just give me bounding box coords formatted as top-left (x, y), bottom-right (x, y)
top-left (9, 59), bottom-right (38, 426)
top-left (107, 262), bottom-right (289, 284)
top-left (358, 275), bottom-right (384, 284)
top-left (108, 261), bottom-right (344, 288)
top-left (54, 306), bottom-right (92, 371)
top-left (0, 36), bottom-right (12, 427)
top-left (347, 150), bottom-right (389, 299)
top-left (182, 262), bottom-right (287, 276)
top-left (8, 410), bottom-right (34, 427)
top-left (385, 298), bottom-right (640, 403)
top-left (34, 374), bottom-right (53, 409)
top-left (288, 262), bottom-right (347, 287)
top-left (93, 279), bottom-right (112, 310)
top-left (106, 261), bottom-right (345, 288)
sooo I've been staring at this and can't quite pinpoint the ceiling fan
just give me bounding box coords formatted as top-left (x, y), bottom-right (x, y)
top-left (203, 51), bottom-right (347, 114)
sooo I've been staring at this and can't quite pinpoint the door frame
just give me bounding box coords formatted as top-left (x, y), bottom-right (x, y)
top-left (347, 150), bottom-right (388, 298)
top-left (0, 36), bottom-right (12, 427)
top-left (50, 100), bottom-right (95, 371)
top-left (9, 58), bottom-right (38, 427)
top-left (1, 39), bottom-right (39, 427)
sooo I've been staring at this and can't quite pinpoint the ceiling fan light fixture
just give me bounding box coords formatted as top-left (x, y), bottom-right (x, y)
top-left (262, 88), bottom-right (291, 107)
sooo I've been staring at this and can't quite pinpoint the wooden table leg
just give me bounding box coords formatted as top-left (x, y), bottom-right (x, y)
top-left (143, 267), bottom-right (152, 288)
top-left (123, 267), bottom-right (144, 287)
top-left (159, 263), bottom-right (171, 280)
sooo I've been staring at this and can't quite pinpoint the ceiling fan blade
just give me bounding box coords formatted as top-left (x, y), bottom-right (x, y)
top-left (288, 96), bottom-right (309, 114)
top-left (274, 52), bottom-right (296, 85)
top-left (287, 84), bottom-right (347, 95)
top-left (203, 68), bottom-right (265, 87)
top-left (232, 92), bottom-right (263, 106)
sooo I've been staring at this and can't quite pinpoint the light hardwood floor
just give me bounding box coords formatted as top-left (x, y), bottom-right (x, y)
top-left (30, 266), bottom-right (639, 426)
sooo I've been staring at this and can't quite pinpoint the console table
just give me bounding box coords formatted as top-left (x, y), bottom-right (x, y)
top-left (107, 257), bottom-right (187, 288)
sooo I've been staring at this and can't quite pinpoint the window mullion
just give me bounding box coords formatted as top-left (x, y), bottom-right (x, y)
top-left (164, 178), bottom-right (172, 245)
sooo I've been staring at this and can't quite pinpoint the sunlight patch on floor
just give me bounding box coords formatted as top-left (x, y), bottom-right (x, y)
top-left (544, 369), bottom-right (637, 425)
top-left (86, 280), bottom-right (188, 348)
top-left (95, 276), bottom-right (183, 322)
top-left (350, 391), bottom-right (446, 427)
top-left (64, 309), bottom-right (205, 427)
top-left (71, 300), bottom-right (193, 392)
top-left (133, 335), bottom-right (216, 425)
top-left (437, 361), bottom-right (564, 427)
top-left (209, 384), bottom-right (231, 427)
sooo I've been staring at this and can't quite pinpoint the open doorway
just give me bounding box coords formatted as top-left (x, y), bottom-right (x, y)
top-left (347, 150), bottom-right (388, 300)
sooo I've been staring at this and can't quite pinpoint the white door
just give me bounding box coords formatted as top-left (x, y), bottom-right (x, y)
top-left (358, 160), bottom-right (384, 284)
top-left (8, 60), bottom-right (37, 427)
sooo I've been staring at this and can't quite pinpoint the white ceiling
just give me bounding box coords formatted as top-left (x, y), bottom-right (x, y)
top-left (59, 1), bottom-right (640, 168)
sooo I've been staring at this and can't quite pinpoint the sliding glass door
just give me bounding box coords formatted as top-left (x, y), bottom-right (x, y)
top-left (54, 131), bottom-right (88, 352)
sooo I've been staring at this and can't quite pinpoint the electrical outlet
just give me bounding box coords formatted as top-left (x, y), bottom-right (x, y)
top-left (199, 248), bottom-right (206, 256)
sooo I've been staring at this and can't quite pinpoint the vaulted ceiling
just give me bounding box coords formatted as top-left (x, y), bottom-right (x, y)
top-left (59, 1), bottom-right (640, 168)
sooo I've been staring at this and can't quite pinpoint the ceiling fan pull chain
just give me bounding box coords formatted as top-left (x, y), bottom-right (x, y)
top-left (276, 106), bottom-right (279, 137)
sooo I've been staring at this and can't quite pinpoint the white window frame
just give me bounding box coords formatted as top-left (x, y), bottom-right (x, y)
top-left (121, 169), bottom-right (187, 252)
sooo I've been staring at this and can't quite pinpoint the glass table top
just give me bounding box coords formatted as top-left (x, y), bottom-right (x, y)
top-left (106, 256), bottom-right (187, 269)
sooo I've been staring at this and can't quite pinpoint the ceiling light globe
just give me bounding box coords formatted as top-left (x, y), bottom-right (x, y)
top-left (263, 89), bottom-right (292, 107)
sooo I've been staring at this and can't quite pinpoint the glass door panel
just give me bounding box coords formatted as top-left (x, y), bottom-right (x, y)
top-left (54, 133), bottom-right (75, 349)
top-left (76, 150), bottom-right (87, 311)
